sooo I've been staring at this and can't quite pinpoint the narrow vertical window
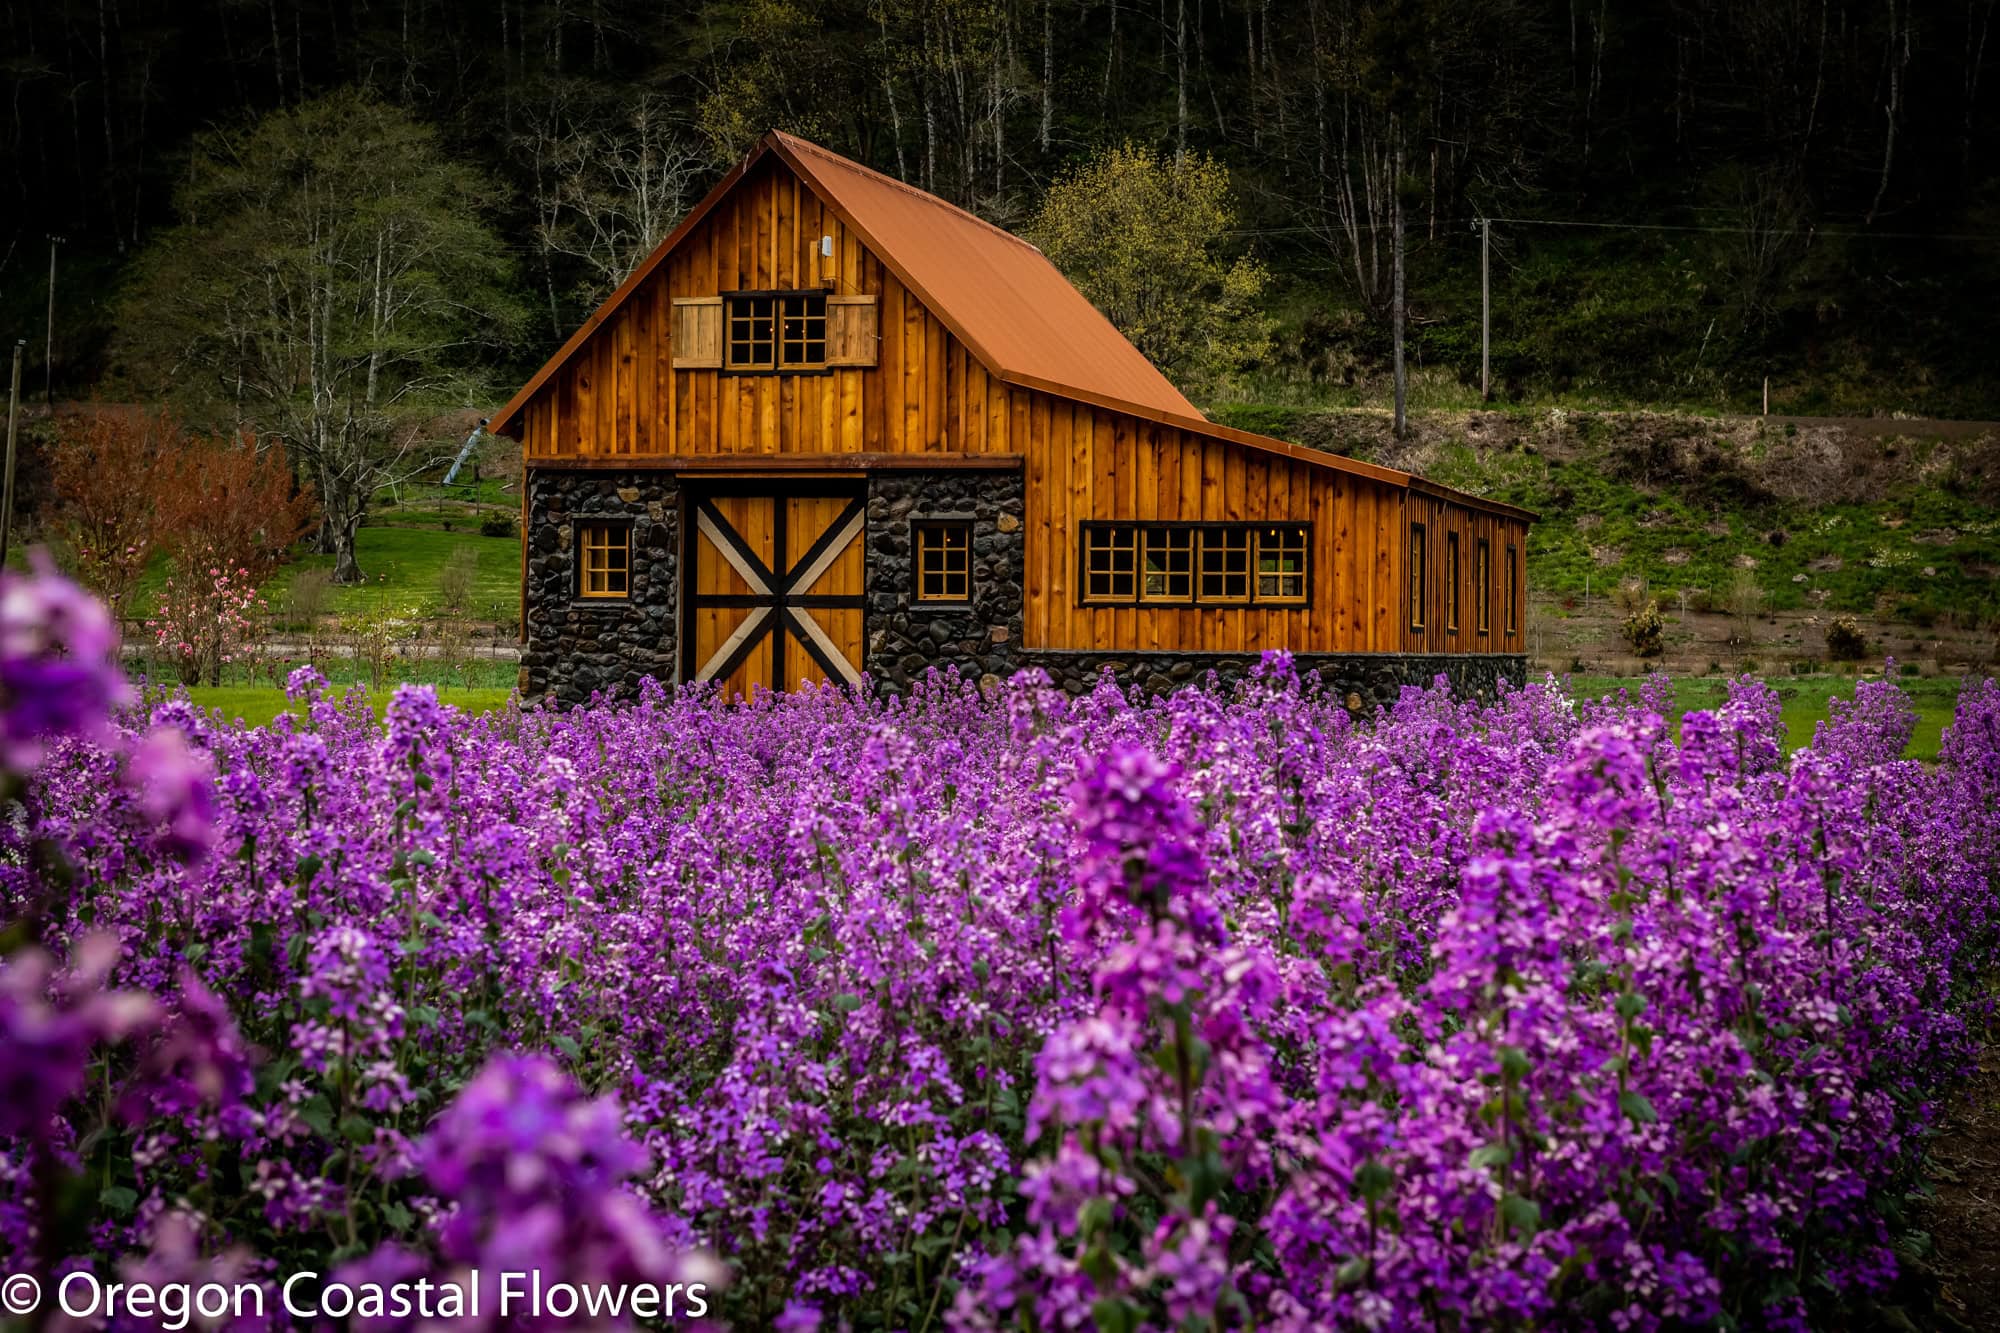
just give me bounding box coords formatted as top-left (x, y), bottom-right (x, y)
top-left (1445, 532), bottom-right (1461, 631)
top-left (577, 522), bottom-right (630, 599)
top-left (778, 292), bottom-right (828, 366)
top-left (1254, 525), bottom-right (1308, 604)
top-left (1082, 524), bottom-right (1138, 601)
top-left (726, 294), bottom-right (776, 368)
top-left (1141, 527), bottom-right (1194, 603)
top-left (1198, 528), bottom-right (1251, 603)
top-left (1409, 523), bottom-right (1427, 631)
top-left (1506, 544), bottom-right (1519, 635)
top-left (1476, 538), bottom-right (1492, 634)
top-left (914, 521), bottom-right (972, 602)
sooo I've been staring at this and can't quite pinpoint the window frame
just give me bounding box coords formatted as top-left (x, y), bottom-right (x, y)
top-left (1505, 543), bottom-right (1519, 636)
top-left (1196, 527), bottom-right (1253, 605)
top-left (912, 519), bottom-right (974, 605)
top-left (723, 288), bottom-right (832, 375)
top-left (1475, 537), bottom-right (1492, 635)
top-left (1445, 531), bottom-right (1461, 633)
top-left (1077, 522), bottom-right (1312, 608)
top-left (1254, 524), bottom-right (1309, 605)
top-left (1140, 525), bottom-right (1195, 604)
top-left (1409, 522), bottom-right (1427, 632)
top-left (1081, 523), bottom-right (1140, 603)
top-left (574, 519), bottom-right (633, 601)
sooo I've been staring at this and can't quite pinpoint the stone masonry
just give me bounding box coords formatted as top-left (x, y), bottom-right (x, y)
top-left (520, 470), bottom-right (680, 706)
top-left (862, 470), bottom-right (1026, 692)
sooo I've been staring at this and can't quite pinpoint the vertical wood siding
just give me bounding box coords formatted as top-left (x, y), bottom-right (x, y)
top-left (517, 153), bottom-right (1527, 659)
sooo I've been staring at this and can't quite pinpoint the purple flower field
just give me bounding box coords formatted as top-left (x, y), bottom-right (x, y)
top-left (4, 561), bottom-right (2000, 1331)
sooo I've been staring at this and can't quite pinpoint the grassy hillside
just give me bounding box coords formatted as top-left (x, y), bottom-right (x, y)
top-left (1213, 406), bottom-right (2000, 634)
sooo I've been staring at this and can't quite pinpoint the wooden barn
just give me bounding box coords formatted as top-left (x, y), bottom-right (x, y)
top-left (492, 130), bottom-right (1532, 704)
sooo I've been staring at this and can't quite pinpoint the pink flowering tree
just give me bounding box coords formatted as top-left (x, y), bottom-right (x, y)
top-left (145, 546), bottom-right (264, 686)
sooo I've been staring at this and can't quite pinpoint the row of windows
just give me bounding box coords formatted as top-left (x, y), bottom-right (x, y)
top-left (1410, 523), bottom-right (1518, 635)
top-left (728, 291), bottom-right (828, 372)
top-left (575, 518), bottom-right (1519, 631)
top-left (1081, 523), bottom-right (1308, 606)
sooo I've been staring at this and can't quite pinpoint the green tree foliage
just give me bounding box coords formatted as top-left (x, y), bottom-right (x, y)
top-left (114, 91), bottom-right (523, 583)
top-left (1030, 145), bottom-right (1270, 394)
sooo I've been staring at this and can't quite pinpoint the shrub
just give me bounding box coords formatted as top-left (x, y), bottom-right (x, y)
top-left (478, 512), bottom-right (516, 538)
top-left (1826, 614), bottom-right (1868, 659)
top-left (1621, 598), bottom-right (1666, 656)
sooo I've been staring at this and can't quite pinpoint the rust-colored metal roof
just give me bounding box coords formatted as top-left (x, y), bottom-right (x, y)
top-left (767, 132), bottom-right (1200, 422)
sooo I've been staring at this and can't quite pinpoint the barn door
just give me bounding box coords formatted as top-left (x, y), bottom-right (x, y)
top-left (686, 485), bottom-right (866, 697)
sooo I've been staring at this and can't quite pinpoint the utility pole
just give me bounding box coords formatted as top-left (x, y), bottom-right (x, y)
top-left (44, 235), bottom-right (65, 407)
top-left (1478, 217), bottom-right (1492, 402)
top-left (3, 340), bottom-right (24, 565)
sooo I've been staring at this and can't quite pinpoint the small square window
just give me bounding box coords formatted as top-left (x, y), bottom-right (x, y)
top-left (726, 291), bottom-right (826, 372)
top-left (1142, 527), bottom-right (1194, 603)
top-left (1198, 528), bottom-right (1251, 603)
top-left (577, 521), bottom-right (630, 599)
top-left (1255, 525), bottom-right (1308, 604)
top-left (915, 521), bottom-right (971, 602)
top-left (1083, 524), bottom-right (1138, 602)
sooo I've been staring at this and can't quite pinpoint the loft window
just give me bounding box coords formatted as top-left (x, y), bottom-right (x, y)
top-left (1506, 544), bottom-right (1519, 635)
top-left (914, 521), bottom-right (971, 602)
top-left (1255, 525), bottom-right (1308, 604)
top-left (1409, 523), bottom-right (1427, 631)
top-left (1445, 532), bottom-right (1461, 631)
top-left (577, 521), bottom-right (630, 599)
top-left (1142, 526), bottom-right (1194, 603)
top-left (1475, 538), bottom-right (1492, 634)
top-left (727, 291), bottom-right (826, 371)
top-left (1198, 528), bottom-right (1251, 604)
top-left (1083, 524), bottom-right (1138, 602)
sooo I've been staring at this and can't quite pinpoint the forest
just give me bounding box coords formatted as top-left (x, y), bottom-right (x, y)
top-left (4, 0), bottom-right (2000, 418)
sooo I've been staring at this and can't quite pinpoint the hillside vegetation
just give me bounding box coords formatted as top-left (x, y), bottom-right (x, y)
top-left (1216, 406), bottom-right (2000, 635)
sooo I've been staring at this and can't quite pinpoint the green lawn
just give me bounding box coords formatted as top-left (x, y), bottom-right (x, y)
top-left (127, 526), bottom-right (519, 624)
top-left (260, 527), bottom-right (521, 622)
top-left (177, 684), bottom-right (516, 729)
top-left (1565, 673), bottom-right (1974, 762)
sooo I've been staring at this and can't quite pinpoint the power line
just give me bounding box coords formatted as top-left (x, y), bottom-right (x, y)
top-left (1483, 215), bottom-right (2000, 243)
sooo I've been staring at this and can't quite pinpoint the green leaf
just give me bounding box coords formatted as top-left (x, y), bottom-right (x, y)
top-left (1614, 991), bottom-right (1647, 1020)
top-left (1619, 1090), bottom-right (1659, 1124)
top-left (1354, 1159), bottom-right (1394, 1203)
top-left (553, 1033), bottom-right (583, 1061)
top-left (1501, 1193), bottom-right (1541, 1237)
top-left (339, 1113), bottom-right (375, 1145)
top-left (1469, 1143), bottom-right (1513, 1171)
top-left (383, 1201), bottom-right (414, 1230)
top-left (1090, 1297), bottom-right (1139, 1333)
top-left (100, 1185), bottom-right (138, 1215)
top-left (830, 992), bottom-right (864, 1014)
top-left (1498, 1045), bottom-right (1531, 1080)
top-left (298, 1095), bottom-right (334, 1138)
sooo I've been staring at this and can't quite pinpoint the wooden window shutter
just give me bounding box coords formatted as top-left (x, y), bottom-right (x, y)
top-left (826, 295), bottom-right (879, 367)
top-left (671, 297), bottom-right (723, 368)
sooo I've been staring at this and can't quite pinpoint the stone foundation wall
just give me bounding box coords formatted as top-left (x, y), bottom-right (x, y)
top-left (862, 470), bottom-right (1025, 692)
top-left (520, 471), bottom-right (680, 706)
top-left (1014, 651), bottom-right (1528, 705)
